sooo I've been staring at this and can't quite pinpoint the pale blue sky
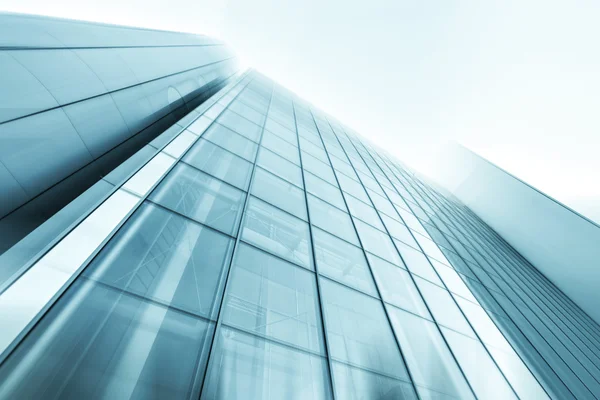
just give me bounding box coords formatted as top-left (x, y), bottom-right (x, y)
top-left (2, 0), bottom-right (600, 221)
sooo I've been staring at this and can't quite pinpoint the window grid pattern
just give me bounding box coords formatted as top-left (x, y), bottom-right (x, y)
top-left (1, 70), bottom-right (599, 399)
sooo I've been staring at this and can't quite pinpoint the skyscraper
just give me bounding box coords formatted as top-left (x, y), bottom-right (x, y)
top-left (1, 14), bottom-right (600, 400)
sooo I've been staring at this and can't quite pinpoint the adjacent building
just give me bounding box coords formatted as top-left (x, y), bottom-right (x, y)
top-left (1, 13), bottom-right (599, 400)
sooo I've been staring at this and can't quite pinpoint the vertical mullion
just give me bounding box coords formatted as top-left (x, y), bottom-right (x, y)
top-left (304, 107), bottom-right (424, 400)
top-left (290, 99), bottom-right (337, 400)
top-left (320, 117), bottom-right (484, 399)
top-left (197, 71), bottom-right (275, 396)
top-left (334, 126), bottom-right (523, 399)
top-left (375, 147), bottom-right (582, 398)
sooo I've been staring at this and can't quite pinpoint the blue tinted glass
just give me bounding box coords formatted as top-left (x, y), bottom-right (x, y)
top-left (251, 167), bottom-right (307, 220)
top-left (307, 194), bottom-right (359, 245)
top-left (183, 138), bottom-right (253, 190)
top-left (202, 327), bottom-right (332, 400)
top-left (149, 163), bottom-right (246, 236)
top-left (0, 278), bottom-right (215, 399)
top-left (82, 202), bottom-right (234, 319)
top-left (320, 278), bottom-right (409, 380)
top-left (222, 243), bottom-right (325, 354)
top-left (242, 197), bottom-right (313, 269)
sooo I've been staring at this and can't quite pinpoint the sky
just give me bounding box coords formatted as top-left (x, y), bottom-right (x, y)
top-left (2, 0), bottom-right (600, 222)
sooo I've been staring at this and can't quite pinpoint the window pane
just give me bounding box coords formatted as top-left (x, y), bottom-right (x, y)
top-left (261, 131), bottom-right (300, 165)
top-left (227, 102), bottom-right (266, 126)
top-left (395, 240), bottom-right (443, 285)
top-left (183, 138), bottom-right (253, 190)
top-left (242, 197), bottom-right (313, 269)
top-left (0, 279), bottom-right (214, 399)
top-left (331, 362), bottom-right (417, 400)
top-left (304, 172), bottom-right (345, 210)
top-left (256, 147), bottom-right (303, 188)
top-left (414, 278), bottom-right (476, 337)
top-left (368, 191), bottom-right (397, 217)
top-left (150, 163), bottom-right (245, 236)
top-left (386, 306), bottom-right (475, 399)
top-left (216, 108), bottom-right (262, 142)
top-left (354, 219), bottom-right (401, 265)
top-left (302, 152), bottom-right (337, 185)
top-left (313, 228), bottom-right (377, 296)
top-left (265, 117), bottom-right (297, 144)
top-left (203, 123), bottom-right (258, 161)
top-left (320, 278), bottom-right (409, 380)
top-left (251, 167), bottom-right (307, 220)
top-left (413, 232), bottom-right (451, 265)
top-left (442, 328), bottom-right (517, 400)
top-left (381, 214), bottom-right (419, 248)
top-left (367, 254), bottom-right (430, 318)
top-left (222, 243), bottom-right (325, 353)
top-left (82, 202), bottom-right (234, 319)
top-left (201, 327), bottom-right (332, 400)
top-left (337, 173), bottom-right (370, 203)
top-left (345, 195), bottom-right (385, 231)
top-left (307, 194), bottom-right (359, 245)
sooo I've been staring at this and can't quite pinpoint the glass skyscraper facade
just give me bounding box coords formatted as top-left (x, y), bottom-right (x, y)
top-left (1, 14), bottom-right (600, 400)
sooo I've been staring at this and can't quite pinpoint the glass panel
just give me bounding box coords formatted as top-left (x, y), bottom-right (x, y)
top-left (183, 138), bottom-right (253, 190)
top-left (304, 171), bottom-right (345, 210)
top-left (301, 152), bottom-right (337, 185)
top-left (413, 232), bottom-right (451, 264)
top-left (222, 243), bottom-right (324, 353)
top-left (320, 278), bottom-right (409, 380)
top-left (367, 254), bottom-right (430, 318)
top-left (313, 228), bottom-right (377, 296)
top-left (256, 148), bottom-right (303, 188)
top-left (216, 108), bottom-right (262, 142)
top-left (251, 168), bottom-right (307, 220)
top-left (345, 194), bottom-right (385, 231)
top-left (368, 191), bottom-right (397, 217)
top-left (307, 194), bottom-right (359, 246)
top-left (380, 214), bottom-right (419, 248)
top-left (0, 279), bottom-right (214, 399)
top-left (227, 102), bottom-right (266, 126)
top-left (354, 219), bottom-right (401, 265)
top-left (331, 362), bottom-right (417, 400)
top-left (336, 172), bottom-right (370, 203)
top-left (82, 202), bottom-right (234, 319)
top-left (265, 117), bottom-right (297, 144)
top-left (242, 197), bottom-right (312, 269)
top-left (442, 328), bottom-right (517, 400)
top-left (261, 131), bottom-right (301, 165)
top-left (386, 306), bottom-right (475, 400)
top-left (431, 260), bottom-right (479, 303)
top-left (395, 241), bottom-right (443, 285)
top-left (414, 278), bottom-right (476, 337)
top-left (201, 327), bottom-right (332, 400)
top-left (203, 123), bottom-right (258, 161)
top-left (150, 163), bottom-right (245, 236)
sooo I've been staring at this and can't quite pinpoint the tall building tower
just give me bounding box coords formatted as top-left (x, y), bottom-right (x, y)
top-left (1, 14), bottom-right (599, 400)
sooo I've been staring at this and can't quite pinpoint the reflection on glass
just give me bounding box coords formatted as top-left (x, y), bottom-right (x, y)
top-left (183, 138), bottom-right (253, 190)
top-left (82, 202), bottom-right (235, 319)
top-left (320, 278), bottom-right (409, 380)
top-left (0, 279), bottom-right (214, 399)
top-left (386, 305), bottom-right (475, 400)
top-left (150, 163), bottom-right (246, 236)
top-left (441, 327), bottom-right (517, 399)
top-left (256, 147), bottom-right (304, 188)
top-left (241, 197), bottom-right (312, 269)
top-left (367, 254), bottom-right (430, 318)
top-left (331, 362), bottom-right (417, 400)
top-left (313, 228), bottom-right (377, 296)
top-left (201, 327), bottom-right (332, 400)
top-left (354, 219), bottom-right (401, 265)
top-left (251, 167), bottom-right (307, 220)
top-left (395, 241), bottom-right (443, 285)
top-left (221, 243), bottom-right (325, 354)
top-left (202, 123), bottom-right (258, 161)
top-left (415, 278), bottom-right (476, 338)
top-left (307, 194), bottom-right (359, 245)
